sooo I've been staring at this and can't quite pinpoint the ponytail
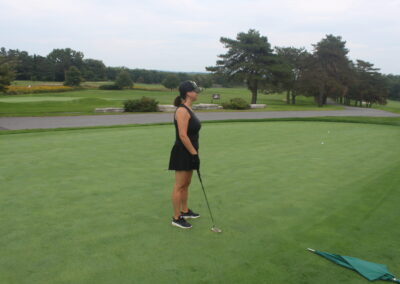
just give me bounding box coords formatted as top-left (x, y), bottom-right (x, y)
top-left (173, 89), bottom-right (187, 107)
top-left (174, 95), bottom-right (182, 107)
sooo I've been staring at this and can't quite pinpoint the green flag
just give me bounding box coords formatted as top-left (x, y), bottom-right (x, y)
top-left (308, 248), bottom-right (400, 283)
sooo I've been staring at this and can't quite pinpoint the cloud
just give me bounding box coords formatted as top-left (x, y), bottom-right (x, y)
top-left (1, 0), bottom-right (399, 73)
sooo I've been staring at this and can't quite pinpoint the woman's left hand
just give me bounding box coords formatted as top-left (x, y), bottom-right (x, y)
top-left (191, 154), bottom-right (200, 170)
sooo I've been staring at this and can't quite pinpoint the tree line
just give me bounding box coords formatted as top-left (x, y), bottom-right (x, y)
top-left (207, 30), bottom-right (400, 106)
top-left (0, 47), bottom-right (213, 87)
top-left (1, 34), bottom-right (399, 106)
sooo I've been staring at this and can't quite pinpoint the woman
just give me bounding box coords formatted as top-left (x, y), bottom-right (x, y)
top-left (169, 81), bottom-right (202, 229)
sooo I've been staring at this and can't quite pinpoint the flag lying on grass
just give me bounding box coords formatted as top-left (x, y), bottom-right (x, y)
top-left (308, 248), bottom-right (400, 283)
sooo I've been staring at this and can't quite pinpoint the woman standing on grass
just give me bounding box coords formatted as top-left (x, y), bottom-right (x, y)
top-left (169, 81), bottom-right (202, 229)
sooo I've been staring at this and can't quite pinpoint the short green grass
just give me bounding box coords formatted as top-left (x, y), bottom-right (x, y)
top-left (373, 99), bottom-right (400, 114)
top-left (1, 120), bottom-right (399, 283)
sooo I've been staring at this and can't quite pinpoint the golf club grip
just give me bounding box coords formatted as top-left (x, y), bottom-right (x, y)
top-left (196, 170), bottom-right (216, 224)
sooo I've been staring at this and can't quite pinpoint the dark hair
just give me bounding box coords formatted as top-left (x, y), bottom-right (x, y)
top-left (173, 89), bottom-right (187, 107)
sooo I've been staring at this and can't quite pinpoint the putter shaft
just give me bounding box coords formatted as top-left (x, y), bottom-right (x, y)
top-left (196, 169), bottom-right (217, 226)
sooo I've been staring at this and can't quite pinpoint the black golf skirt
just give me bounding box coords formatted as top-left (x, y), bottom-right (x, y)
top-left (168, 143), bottom-right (198, 171)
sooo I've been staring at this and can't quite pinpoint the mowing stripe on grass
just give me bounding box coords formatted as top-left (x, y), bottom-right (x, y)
top-left (0, 121), bottom-right (399, 283)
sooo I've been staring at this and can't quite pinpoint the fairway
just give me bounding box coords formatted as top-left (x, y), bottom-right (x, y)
top-left (1, 121), bottom-right (400, 283)
top-left (0, 84), bottom-right (346, 117)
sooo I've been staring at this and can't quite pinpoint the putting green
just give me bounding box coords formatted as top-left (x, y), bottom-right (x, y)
top-left (0, 121), bottom-right (399, 283)
top-left (0, 97), bottom-right (83, 103)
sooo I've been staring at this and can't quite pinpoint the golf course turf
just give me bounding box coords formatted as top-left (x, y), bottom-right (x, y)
top-left (1, 121), bottom-right (399, 283)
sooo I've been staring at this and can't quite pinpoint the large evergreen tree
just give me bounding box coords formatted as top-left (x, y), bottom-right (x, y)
top-left (207, 29), bottom-right (277, 104)
top-left (275, 47), bottom-right (309, 104)
top-left (385, 74), bottom-right (400, 101)
top-left (297, 35), bottom-right (353, 107)
top-left (312, 35), bottom-right (353, 106)
top-left (349, 60), bottom-right (387, 107)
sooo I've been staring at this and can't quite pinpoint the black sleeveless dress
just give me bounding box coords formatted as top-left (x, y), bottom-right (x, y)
top-left (168, 104), bottom-right (201, 170)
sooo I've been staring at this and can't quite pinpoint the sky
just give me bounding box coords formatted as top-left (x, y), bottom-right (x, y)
top-left (1, 0), bottom-right (399, 74)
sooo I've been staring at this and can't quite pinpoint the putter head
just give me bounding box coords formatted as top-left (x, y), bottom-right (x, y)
top-left (211, 226), bottom-right (222, 233)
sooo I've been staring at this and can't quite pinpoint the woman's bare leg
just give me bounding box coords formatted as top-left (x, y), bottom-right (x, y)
top-left (172, 170), bottom-right (192, 219)
top-left (180, 171), bottom-right (193, 213)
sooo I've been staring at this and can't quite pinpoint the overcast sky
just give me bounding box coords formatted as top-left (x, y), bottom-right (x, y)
top-left (1, 0), bottom-right (399, 74)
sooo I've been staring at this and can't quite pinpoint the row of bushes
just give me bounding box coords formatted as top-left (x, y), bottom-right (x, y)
top-left (5, 85), bottom-right (74, 95)
top-left (98, 84), bottom-right (167, 91)
top-left (99, 84), bottom-right (123, 90)
top-left (122, 97), bottom-right (251, 112)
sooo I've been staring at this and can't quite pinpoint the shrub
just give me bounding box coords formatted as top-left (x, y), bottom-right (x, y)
top-left (123, 96), bottom-right (159, 112)
top-left (99, 84), bottom-right (122, 90)
top-left (222, 98), bottom-right (250, 110)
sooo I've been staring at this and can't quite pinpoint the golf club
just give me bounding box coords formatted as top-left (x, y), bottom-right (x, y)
top-left (196, 169), bottom-right (222, 233)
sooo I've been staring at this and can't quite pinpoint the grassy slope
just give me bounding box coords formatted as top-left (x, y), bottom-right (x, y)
top-left (1, 121), bottom-right (399, 283)
top-left (1, 82), bottom-right (344, 116)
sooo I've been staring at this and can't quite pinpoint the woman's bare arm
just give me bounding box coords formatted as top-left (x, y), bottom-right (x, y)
top-left (175, 107), bottom-right (197, 155)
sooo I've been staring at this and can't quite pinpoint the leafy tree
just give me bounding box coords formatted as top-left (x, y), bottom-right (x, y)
top-left (106, 67), bottom-right (122, 81)
top-left (207, 29), bottom-right (277, 104)
top-left (201, 76), bottom-right (213, 89)
top-left (0, 56), bottom-right (15, 92)
top-left (0, 49), bottom-right (33, 80)
top-left (162, 74), bottom-right (180, 90)
top-left (82, 59), bottom-right (106, 81)
top-left (14, 50), bottom-right (34, 80)
top-left (64, 66), bottom-right (82, 86)
top-left (192, 74), bottom-right (213, 89)
top-left (209, 72), bottom-right (232, 87)
top-left (136, 76), bottom-right (145, 83)
top-left (177, 72), bottom-right (190, 83)
top-left (47, 48), bottom-right (84, 81)
top-left (115, 70), bottom-right (133, 88)
top-left (32, 55), bottom-right (54, 81)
